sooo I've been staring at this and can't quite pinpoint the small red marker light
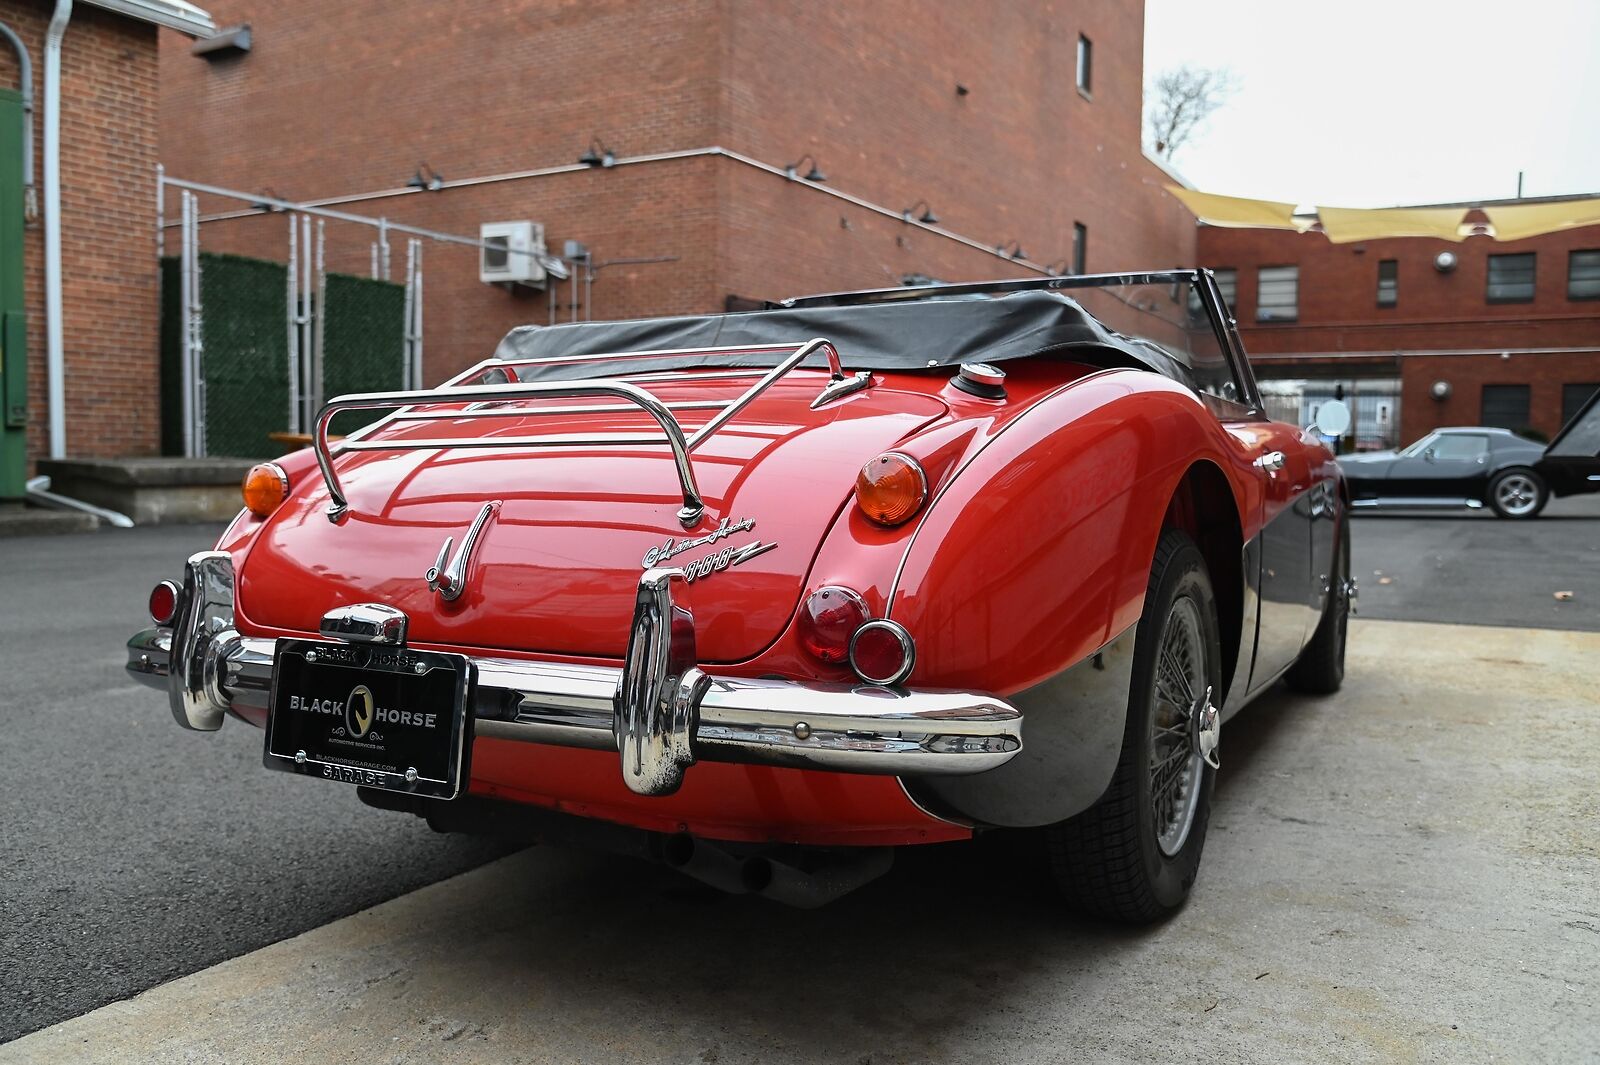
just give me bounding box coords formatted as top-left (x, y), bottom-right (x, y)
top-left (849, 620), bottom-right (916, 685)
top-left (797, 586), bottom-right (870, 663)
top-left (148, 580), bottom-right (180, 625)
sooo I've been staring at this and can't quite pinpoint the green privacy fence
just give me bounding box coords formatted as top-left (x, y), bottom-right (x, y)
top-left (160, 253), bottom-right (405, 458)
top-left (322, 273), bottom-right (406, 438)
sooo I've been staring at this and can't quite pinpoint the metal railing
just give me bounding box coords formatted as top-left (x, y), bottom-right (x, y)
top-left (312, 337), bottom-right (867, 527)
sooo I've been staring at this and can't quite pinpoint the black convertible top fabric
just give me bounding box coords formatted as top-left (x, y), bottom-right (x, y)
top-left (493, 291), bottom-right (1190, 383)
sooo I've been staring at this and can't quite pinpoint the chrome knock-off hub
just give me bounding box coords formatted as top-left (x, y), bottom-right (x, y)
top-left (1189, 685), bottom-right (1219, 770)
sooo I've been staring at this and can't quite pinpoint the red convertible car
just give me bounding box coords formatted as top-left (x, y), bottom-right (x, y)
top-left (128, 271), bottom-right (1351, 922)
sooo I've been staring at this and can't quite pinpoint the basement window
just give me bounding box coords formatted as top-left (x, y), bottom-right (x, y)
top-left (1486, 253), bottom-right (1535, 303)
top-left (1256, 265), bottom-right (1298, 322)
top-left (1377, 259), bottom-right (1398, 307)
top-left (1569, 250), bottom-right (1600, 300)
top-left (1076, 35), bottom-right (1092, 96)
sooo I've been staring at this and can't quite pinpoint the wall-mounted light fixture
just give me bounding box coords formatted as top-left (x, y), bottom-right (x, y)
top-left (996, 239), bottom-right (1027, 260)
top-left (1430, 380), bottom-right (1452, 400)
top-left (407, 163), bottom-right (444, 191)
top-left (784, 154), bottom-right (826, 182)
top-left (901, 200), bottom-right (939, 225)
top-left (578, 139), bottom-right (616, 168)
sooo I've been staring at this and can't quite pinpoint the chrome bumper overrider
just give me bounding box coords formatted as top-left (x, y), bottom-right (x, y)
top-left (127, 552), bottom-right (1023, 797)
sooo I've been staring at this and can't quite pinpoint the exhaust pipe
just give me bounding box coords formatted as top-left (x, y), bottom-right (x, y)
top-left (662, 833), bottom-right (752, 896)
top-left (740, 848), bottom-right (893, 909)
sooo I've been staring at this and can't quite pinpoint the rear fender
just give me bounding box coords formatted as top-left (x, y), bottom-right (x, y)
top-left (890, 371), bottom-right (1254, 827)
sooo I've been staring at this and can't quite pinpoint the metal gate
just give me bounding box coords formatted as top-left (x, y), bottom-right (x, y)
top-left (162, 193), bottom-right (419, 458)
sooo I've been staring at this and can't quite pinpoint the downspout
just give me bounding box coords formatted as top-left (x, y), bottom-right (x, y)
top-left (0, 21), bottom-right (34, 221)
top-left (44, 0), bottom-right (70, 458)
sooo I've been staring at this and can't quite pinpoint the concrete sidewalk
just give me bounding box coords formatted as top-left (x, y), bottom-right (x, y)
top-left (6, 619), bottom-right (1598, 1065)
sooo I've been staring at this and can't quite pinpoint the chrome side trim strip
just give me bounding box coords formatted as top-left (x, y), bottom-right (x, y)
top-left (1350, 497), bottom-right (1483, 509)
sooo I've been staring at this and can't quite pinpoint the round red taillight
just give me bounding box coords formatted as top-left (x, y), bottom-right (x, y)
top-left (849, 619), bottom-right (916, 685)
top-left (148, 579), bottom-right (180, 625)
top-left (855, 453), bottom-right (927, 526)
top-left (797, 586), bottom-right (870, 663)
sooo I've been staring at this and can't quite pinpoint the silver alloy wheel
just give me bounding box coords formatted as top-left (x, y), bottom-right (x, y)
top-left (1151, 596), bottom-right (1207, 857)
top-left (1494, 473), bottom-right (1540, 517)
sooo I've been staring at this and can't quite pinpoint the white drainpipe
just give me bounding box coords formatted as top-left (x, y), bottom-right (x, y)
top-left (44, 0), bottom-right (71, 458)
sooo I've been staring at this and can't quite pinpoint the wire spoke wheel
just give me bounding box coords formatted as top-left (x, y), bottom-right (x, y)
top-left (1150, 596), bottom-right (1206, 857)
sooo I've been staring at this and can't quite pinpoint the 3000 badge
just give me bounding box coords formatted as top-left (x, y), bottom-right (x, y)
top-left (264, 639), bottom-right (472, 800)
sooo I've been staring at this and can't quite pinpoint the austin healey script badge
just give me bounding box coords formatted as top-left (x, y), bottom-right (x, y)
top-left (641, 516), bottom-right (778, 583)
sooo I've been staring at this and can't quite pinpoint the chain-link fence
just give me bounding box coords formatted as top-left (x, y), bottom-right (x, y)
top-left (160, 192), bottom-right (413, 460)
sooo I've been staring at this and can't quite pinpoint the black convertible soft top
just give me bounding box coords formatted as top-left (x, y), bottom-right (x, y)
top-left (493, 290), bottom-right (1194, 384)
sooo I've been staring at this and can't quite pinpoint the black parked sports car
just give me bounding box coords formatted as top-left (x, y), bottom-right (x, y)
top-left (1339, 402), bottom-right (1600, 519)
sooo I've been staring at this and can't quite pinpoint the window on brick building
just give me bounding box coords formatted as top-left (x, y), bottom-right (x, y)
top-left (1563, 383), bottom-right (1600, 427)
top-left (1481, 384), bottom-right (1531, 430)
top-left (1377, 259), bottom-right (1398, 307)
top-left (1076, 35), bottom-right (1092, 95)
top-left (1072, 222), bottom-right (1088, 274)
top-left (1568, 250), bottom-right (1600, 300)
top-left (1256, 265), bottom-right (1298, 321)
top-left (1486, 253), bottom-right (1536, 303)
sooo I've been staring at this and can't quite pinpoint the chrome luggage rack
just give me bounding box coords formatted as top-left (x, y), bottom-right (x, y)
top-left (312, 337), bottom-right (869, 527)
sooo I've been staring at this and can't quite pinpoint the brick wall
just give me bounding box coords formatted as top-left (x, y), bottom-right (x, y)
top-left (1197, 219), bottom-right (1600, 442)
top-left (0, 1), bottom-right (161, 462)
top-left (160, 0), bottom-right (1196, 388)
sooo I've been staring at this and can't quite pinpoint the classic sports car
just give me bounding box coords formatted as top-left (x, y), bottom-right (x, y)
top-left (1339, 416), bottom-right (1600, 519)
top-left (127, 271), bottom-right (1351, 922)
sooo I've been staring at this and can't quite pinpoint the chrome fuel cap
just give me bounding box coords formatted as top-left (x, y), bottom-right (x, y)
top-left (954, 362), bottom-right (1007, 399)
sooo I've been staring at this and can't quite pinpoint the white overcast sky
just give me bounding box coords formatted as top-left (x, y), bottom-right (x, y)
top-left (1142, 0), bottom-right (1600, 208)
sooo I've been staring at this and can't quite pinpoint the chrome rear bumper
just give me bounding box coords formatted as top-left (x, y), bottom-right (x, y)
top-left (128, 552), bottom-right (1022, 797)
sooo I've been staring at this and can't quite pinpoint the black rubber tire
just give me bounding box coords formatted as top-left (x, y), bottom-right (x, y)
top-left (1486, 467), bottom-right (1548, 519)
top-left (1285, 514), bottom-right (1350, 696)
top-left (1042, 530), bottom-right (1222, 924)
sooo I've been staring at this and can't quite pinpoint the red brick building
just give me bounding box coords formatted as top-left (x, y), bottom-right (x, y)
top-left (1197, 199), bottom-right (1600, 448)
top-left (0, 0), bottom-right (214, 496)
top-left (158, 0), bottom-right (1195, 389)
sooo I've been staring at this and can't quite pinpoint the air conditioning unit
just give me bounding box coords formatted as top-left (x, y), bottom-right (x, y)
top-left (479, 221), bottom-right (548, 287)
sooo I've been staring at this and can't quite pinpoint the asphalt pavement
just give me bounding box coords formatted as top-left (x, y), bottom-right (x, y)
top-left (1, 497), bottom-right (1597, 1054)
top-left (1350, 493), bottom-right (1600, 631)
top-left (0, 524), bottom-right (512, 1043)
top-left (8, 619), bottom-right (1599, 1064)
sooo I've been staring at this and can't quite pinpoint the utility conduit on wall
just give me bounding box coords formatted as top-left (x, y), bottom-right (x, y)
top-left (171, 146), bottom-right (1058, 278)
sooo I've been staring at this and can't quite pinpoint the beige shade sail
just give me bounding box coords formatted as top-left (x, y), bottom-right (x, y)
top-left (1167, 186), bottom-right (1304, 230)
top-left (1481, 197), bottom-right (1600, 241)
top-left (1317, 206), bottom-right (1468, 244)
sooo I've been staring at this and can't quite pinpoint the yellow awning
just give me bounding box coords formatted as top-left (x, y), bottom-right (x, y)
top-left (1481, 197), bottom-right (1600, 241)
top-left (1167, 186), bottom-right (1303, 231)
top-left (1317, 206), bottom-right (1468, 244)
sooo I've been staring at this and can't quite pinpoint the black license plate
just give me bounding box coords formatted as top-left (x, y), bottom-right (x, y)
top-left (264, 639), bottom-right (472, 800)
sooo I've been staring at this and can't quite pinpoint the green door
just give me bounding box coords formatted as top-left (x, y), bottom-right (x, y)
top-left (0, 88), bottom-right (25, 499)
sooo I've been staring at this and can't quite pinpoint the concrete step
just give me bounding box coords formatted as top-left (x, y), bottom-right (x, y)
top-left (35, 457), bottom-right (253, 525)
top-left (0, 501), bottom-right (100, 537)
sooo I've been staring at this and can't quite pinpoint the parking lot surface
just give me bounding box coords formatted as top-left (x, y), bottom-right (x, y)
top-left (1, 497), bottom-right (1597, 1061)
top-left (6, 618), bottom-right (1597, 1064)
top-left (1351, 494), bottom-right (1600, 632)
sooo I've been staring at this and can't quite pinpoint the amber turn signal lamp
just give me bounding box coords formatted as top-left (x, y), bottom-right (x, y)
top-left (241, 462), bottom-right (290, 518)
top-left (797, 586), bottom-right (870, 663)
top-left (148, 580), bottom-right (180, 626)
top-left (855, 453), bottom-right (927, 526)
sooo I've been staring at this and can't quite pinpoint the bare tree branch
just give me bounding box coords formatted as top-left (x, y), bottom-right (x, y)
top-left (1146, 65), bottom-right (1238, 159)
